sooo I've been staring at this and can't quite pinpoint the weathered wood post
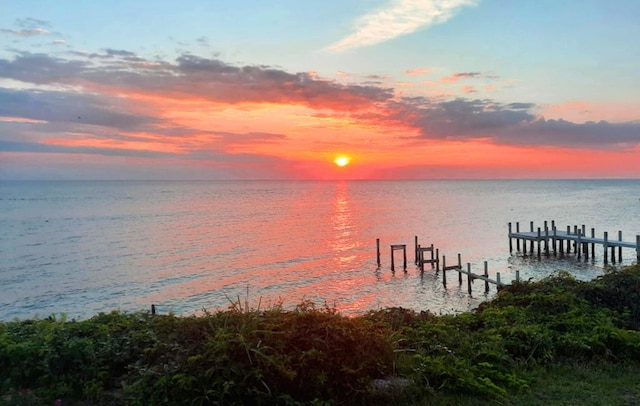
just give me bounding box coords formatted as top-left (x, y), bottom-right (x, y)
top-left (516, 270), bottom-right (520, 283)
top-left (577, 230), bottom-right (582, 260)
top-left (603, 232), bottom-right (609, 264)
top-left (566, 225), bottom-right (571, 254)
top-left (403, 245), bottom-right (407, 270)
top-left (414, 236), bottom-right (419, 264)
top-left (442, 255), bottom-right (447, 285)
top-left (484, 261), bottom-right (489, 293)
top-left (591, 228), bottom-right (595, 259)
top-left (457, 253), bottom-right (462, 285)
top-left (509, 222), bottom-right (513, 253)
top-left (530, 221), bottom-right (535, 254)
top-left (611, 245), bottom-right (616, 264)
top-left (467, 263), bottom-right (472, 295)
top-left (151, 304), bottom-right (156, 315)
top-left (636, 235), bottom-right (640, 262)
top-left (496, 272), bottom-right (501, 287)
top-left (516, 222), bottom-right (521, 251)
top-left (552, 226), bottom-right (558, 255)
top-left (584, 232), bottom-right (589, 260)
top-left (390, 246), bottom-right (395, 272)
top-left (544, 221), bottom-right (549, 255)
top-left (376, 238), bottom-right (381, 267)
top-left (537, 227), bottom-right (541, 259)
top-left (618, 231), bottom-right (623, 261)
top-left (435, 248), bottom-right (440, 272)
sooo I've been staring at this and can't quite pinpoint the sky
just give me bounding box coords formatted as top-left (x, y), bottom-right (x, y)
top-left (1, 0), bottom-right (639, 180)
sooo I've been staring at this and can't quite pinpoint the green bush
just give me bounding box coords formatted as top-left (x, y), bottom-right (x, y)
top-left (3, 265), bottom-right (640, 404)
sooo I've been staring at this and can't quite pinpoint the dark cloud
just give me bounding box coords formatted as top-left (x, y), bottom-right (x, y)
top-left (0, 88), bottom-right (158, 130)
top-left (0, 52), bottom-right (394, 111)
top-left (391, 97), bottom-right (640, 148)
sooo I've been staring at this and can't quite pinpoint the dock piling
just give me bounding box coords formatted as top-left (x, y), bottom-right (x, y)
top-left (509, 222), bottom-right (513, 253)
top-left (484, 261), bottom-right (489, 293)
top-left (618, 231), bottom-right (623, 261)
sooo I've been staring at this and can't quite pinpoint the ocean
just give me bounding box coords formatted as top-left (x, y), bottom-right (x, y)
top-left (1, 179), bottom-right (640, 321)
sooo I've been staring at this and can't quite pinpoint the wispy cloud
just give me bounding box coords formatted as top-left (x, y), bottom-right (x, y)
top-left (327, 0), bottom-right (478, 52)
top-left (1, 27), bottom-right (49, 37)
top-left (441, 71), bottom-right (483, 83)
top-left (406, 68), bottom-right (432, 76)
top-left (1, 17), bottom-right (51, 37)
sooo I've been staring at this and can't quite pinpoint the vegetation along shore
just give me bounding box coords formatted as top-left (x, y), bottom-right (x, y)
top-left (3, 265), bottom-right (640, 405)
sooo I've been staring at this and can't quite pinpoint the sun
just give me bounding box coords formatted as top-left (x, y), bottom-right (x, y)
top-left (333, 156), bottom-right (351, 167)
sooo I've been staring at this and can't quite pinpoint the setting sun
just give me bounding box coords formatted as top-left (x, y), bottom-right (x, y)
top-left (333, 156), bottom-right (351, 167)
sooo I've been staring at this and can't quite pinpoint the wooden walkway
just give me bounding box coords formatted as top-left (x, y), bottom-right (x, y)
top-left (509, 221), bottom-right (640, 263)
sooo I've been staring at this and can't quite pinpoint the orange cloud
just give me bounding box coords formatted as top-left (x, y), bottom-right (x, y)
top-left (406, 68), bottom-right (432, 76)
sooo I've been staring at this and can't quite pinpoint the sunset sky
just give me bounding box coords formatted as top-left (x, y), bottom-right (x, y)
top-left (1, 0), bottom-right (639, 180)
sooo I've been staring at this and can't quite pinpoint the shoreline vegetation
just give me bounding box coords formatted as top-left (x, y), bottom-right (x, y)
top-left (3, 266), bottom-right (640, 405)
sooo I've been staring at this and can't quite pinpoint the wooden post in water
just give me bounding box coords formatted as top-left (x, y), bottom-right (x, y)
top-left (467, 263), bottom-right (472, 295)
top-left (577, 230), bottom-right (582, 260)
top-left (484, 261), bottom-right (489, 293)
top-left (390, 246), bottom-right (395, 272)
top-left (566, 225), bottom-right (571, 254)
top-left (530, 221), bottom-right (535, 254)
top-left (636, 235), bottom-right (640, 262)
top-left (584, 233), bottom-right (589, 260)
top-left (509, 222), bottom-right (513, 253)
top-left (618, 231), bottom-right (623, 261)
top-left (603, 232), bottom-right (609, 264)
top-left (403, 246), bottom-right (407, 270)
top-left (591, 228), bottom-right (595, 259)
top-left (544, 221), bottom-right (549, 255)
top-left (414, 236), bottom-right (419, 264)
top-left (151, 304), bottom-right (156, 315)
top-left (537, 228), bottom-right (541, 259)
top-left (516, 270), bottom-right (520, 283)
top-left (611, 245), bottom-right (616, 264)
top-left (516, 222), bottom-right (521, 252)
top-left (442, 255), bottom-right (447, 285)
top-left (496, 272), bottom-right (501, 287)
top-left (376, 238), bottom-right (381, 267)
top-left (435, 248), bottom-right (440, 271)
top-left (457, 253), bottom-right (462, 285)
top-left (552, 226), bottom-right (557, 255)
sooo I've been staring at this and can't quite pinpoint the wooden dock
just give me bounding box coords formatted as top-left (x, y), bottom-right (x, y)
top-left (376, 236), bottom-right (507, 294)
top-left (509, 221), bottom-right (640, 263)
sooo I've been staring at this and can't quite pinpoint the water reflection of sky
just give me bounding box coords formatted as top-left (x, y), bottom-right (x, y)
top-left (2, 179), bottom-right (640, 320)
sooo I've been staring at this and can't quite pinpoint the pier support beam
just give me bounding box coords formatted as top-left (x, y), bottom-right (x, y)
top-left (604, 232), bottom-right (609, 265)
top-left (390, 244), bottom-right (407, 272)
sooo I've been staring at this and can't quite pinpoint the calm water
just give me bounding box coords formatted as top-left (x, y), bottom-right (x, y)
top-left (1, 179), bottom-right (640, 321)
